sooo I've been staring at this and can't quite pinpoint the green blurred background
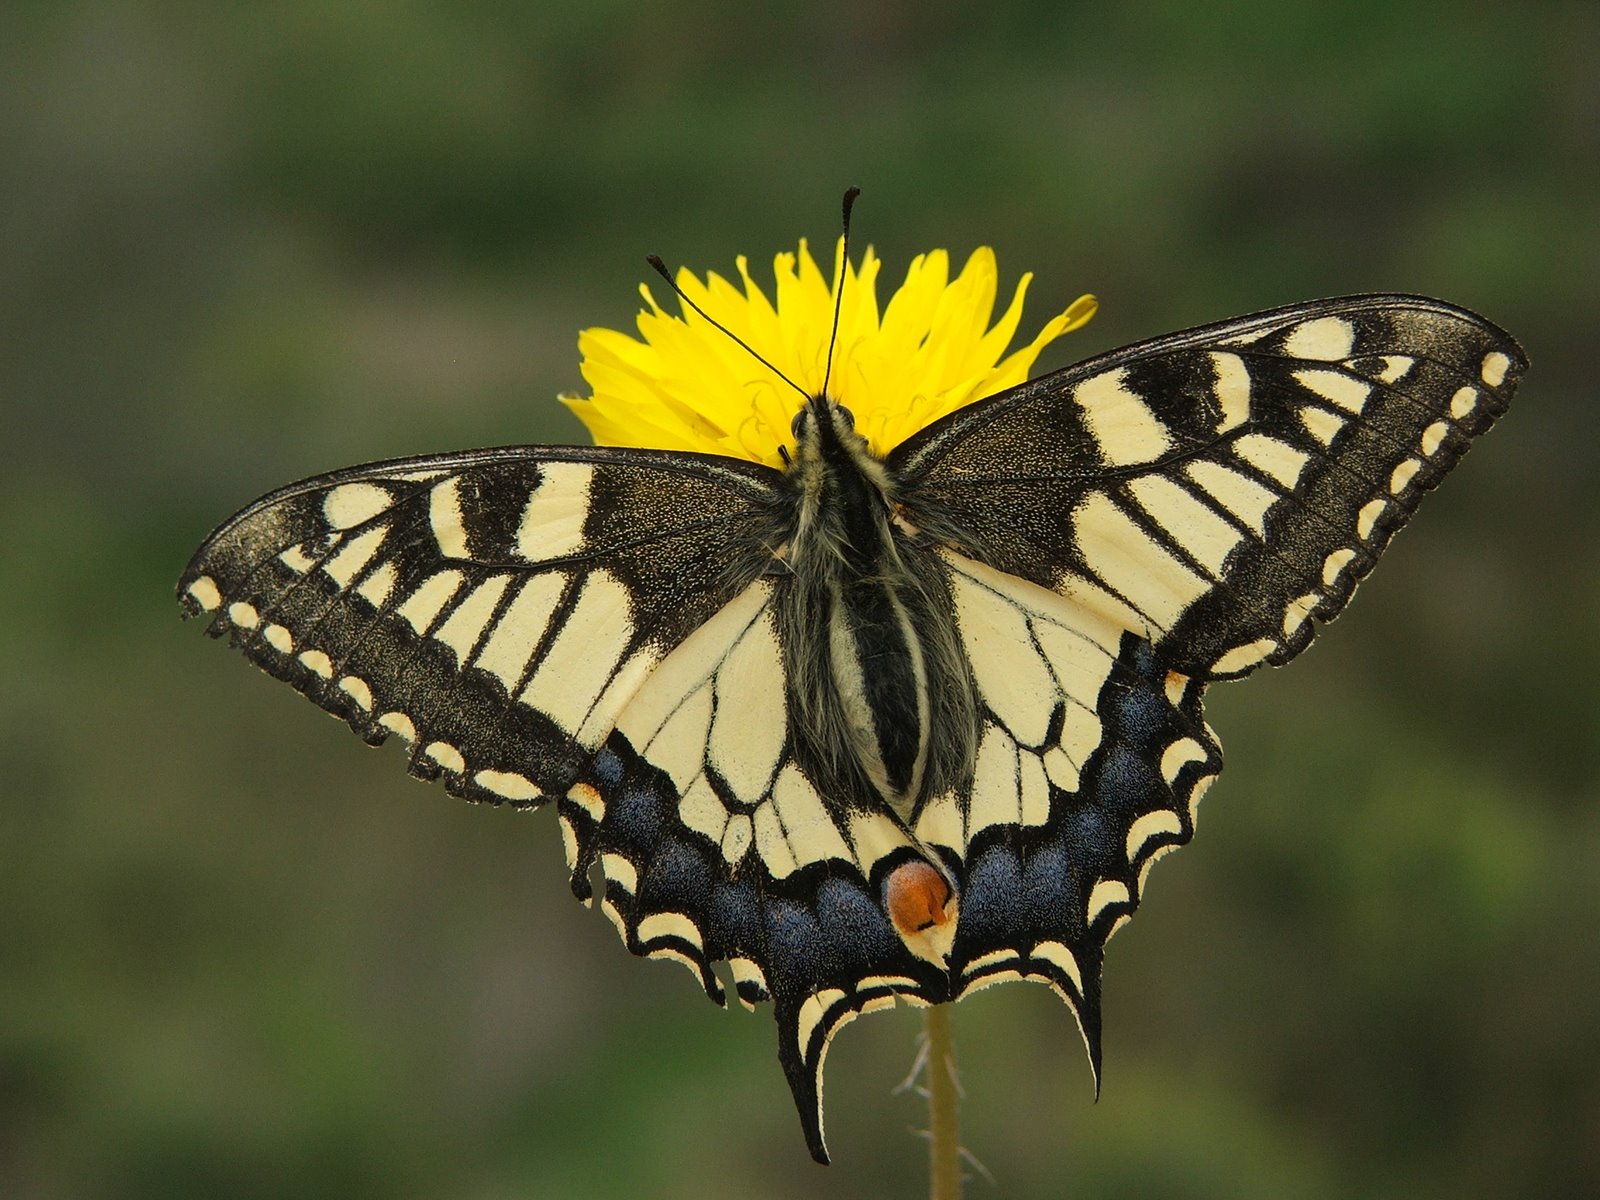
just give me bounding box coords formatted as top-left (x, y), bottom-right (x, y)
top-left (3, 2), bottom-right (1595, 1197)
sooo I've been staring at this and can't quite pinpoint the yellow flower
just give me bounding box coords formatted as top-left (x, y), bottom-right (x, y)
top-left (563, 238), bottom-right (1097, 468)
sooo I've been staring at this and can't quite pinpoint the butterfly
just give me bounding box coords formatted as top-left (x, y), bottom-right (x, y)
top-left (180, 282), bottom-right (1523, 1163)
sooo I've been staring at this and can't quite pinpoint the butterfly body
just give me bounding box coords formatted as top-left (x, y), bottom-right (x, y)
top-left (778, 393), bottom-right (975, 834)
top-left (180, 293), bottom-right (1524, 1163)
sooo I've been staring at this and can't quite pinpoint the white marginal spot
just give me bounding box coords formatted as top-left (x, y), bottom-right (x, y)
top-left (1106, 914), bottom-right (1133, 943)
top-left (1390, 457), bottom-right (1423, 494)
top-left (396, 569), bottom-right (465, 635)
top-left (566, 782), bottom-right (605, 821)
top-left (1481, 351), bottom-right (1511, 387)
top-left (1086, 879), bottom-right (1131, 924)
top-left (356, 560), bottom-right (399, 608)
top-left (1421, 421), bottom-right (1451, 457)
top-left (298, 649), bottom-right (333, 679)
top-left (227, 601), bottom-right (259, 629)
top-left (278, 545), bottom-right (317, 573)
top-left (953, 972), bottom-right (1017, 998)
top-left (473, 573), bottom-right (566, 691)
top-left (520, 570), bottom-right (633, 736)
top-left (795, 989), bottom-right (848, 1059)
top-left (1282, 590), bottom-right (1321, 639)
top-left (377, 710), bottom-right (415, 741)
top-left (721, 814), bottom-right (754, 866)
top-left (425, 741), bottom-right (465, 774)
top-left (1357, 498), bottom-right (1388, 541)
top-left (708, 607), bottom-right (788, 802)
top-left (1212, 636), bottom-right (1276, 675)
top-left (1192, 764), bottom-right (1219, 812)
top-left (677, 774), bottom-right (731, 845)
top-left (600, 852), bottom-right (637, 895)
top-left (1450, 386), bottom-right (1479, 419)
top-left (1233, 433), bottom-right (1310, 490)
top-left (323, 482), bottom-right (392, 530)
top-left (1073, 367), bottom-right (1174, 467)
top-left (637, 911), bottom-right (704, 952)
top-left (1376, 355), bottom-right (1416, 383)
top-left (473, 769), bottom-right (541, 802)
top-left (433, 575), bottom-right (512, 666)
top-left (1284, 315), bottom-right (1355, 361)
top-left (1030, 940), bottom-right (1084, 994)
top-left (1126, 475), bottom-right (1243, 578)
top-left (262, 623), bottom-right (293, 654)
top-left (1126, 809), bottom-right (1184, 862)
top-left (858, 975), bottom-right (919, 994)
top-left (1072, 492), bottom-right (1209, 632)
top-left (338, 675), bottom-right (373, 711)
top-left (428, 477), bottom-right (470, 558)
top-left (1138, 842), bottom-right (1180, 894)
top-left (1159, 737), bottom-right (1208, 786)
top-left (1294, 367), bottom-right (1371, 414)
top-left (1321, 547), bottom-right (1357, 587)
top-left (187, 576), bottom-right (223, 611)
top-left (517, 462), bottom-right (594, 563)
top-left (558, 815), bottom-right (581, 876)
top-left (963, 949), bottom-right (1021, 976)
top-left (1184, 460), bottom-right (1278, 538)
top-left (728, 956), bottom-right (768, 1002)
top-left (1298, 404), bottom-right (1345, 447)
top-left (1208, 351), bottom-right (1251, 431)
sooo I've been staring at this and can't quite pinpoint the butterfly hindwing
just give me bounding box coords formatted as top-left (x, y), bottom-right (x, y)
top-left (917, 552), bottom-right (1221, 1074)
top-left (179, 446), bottom-right (780, 805)
top-left (563, 577), bottom-right (941, 1161)
top-left (889, 295), bottom-right (1525, 679)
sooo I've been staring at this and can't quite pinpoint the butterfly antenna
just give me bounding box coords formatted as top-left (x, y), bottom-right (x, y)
top-left (819, 185), bottom-right (860, 401)
top-left (645, 254), bottom-right (810, 403)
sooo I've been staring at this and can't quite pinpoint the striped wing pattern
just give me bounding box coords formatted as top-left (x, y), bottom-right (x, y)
top-left (178, 447), bottom-right (779, 804)
top-left (891, 295), bottom-right (1524, 679)
top-left (181, 294), bottom-right (1522, 1163)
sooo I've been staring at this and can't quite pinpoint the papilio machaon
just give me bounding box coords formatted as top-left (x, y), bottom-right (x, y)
top-left (179, 254), bottom-right (1523, 1163)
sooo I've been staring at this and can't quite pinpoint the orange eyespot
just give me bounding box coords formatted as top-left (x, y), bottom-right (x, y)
top-left (884, 860), bottom-right (954, 936)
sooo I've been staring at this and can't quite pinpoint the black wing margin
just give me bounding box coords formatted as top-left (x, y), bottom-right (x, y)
top-left (888, 295), bottom-right (1525, 679)
top-left (178, 445), bottom-right (780, 805)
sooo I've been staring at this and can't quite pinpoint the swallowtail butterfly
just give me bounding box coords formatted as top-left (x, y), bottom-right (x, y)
top-left (180, 278), bottom-right (1523, 1162)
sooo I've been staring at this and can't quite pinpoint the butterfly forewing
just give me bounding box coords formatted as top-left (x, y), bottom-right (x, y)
top-left (890, 295), bottom-right (1525, 679)
top-left (179, 446), bottom-right (780, 804)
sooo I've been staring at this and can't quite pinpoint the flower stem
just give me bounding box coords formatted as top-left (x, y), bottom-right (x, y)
top-left (925, 1003), bottom-right (962, 1200)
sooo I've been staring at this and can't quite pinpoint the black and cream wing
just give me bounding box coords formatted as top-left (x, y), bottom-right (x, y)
top-left (889, 295), bottom-right (1526, 679)
top-left (178, 446), bottom-right (780, 805)
top-left (178, 444), bottom-right (932, 1164)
